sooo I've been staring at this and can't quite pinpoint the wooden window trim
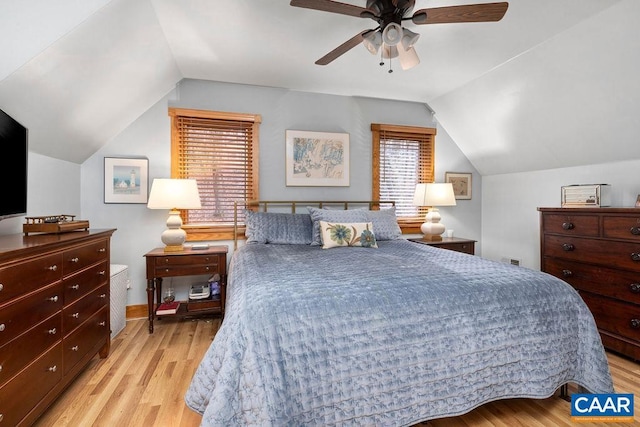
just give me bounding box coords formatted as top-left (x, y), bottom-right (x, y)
top-left (169, 108), bottom-right (260, 241)
top-left (371, 123), bottom-right (436, 234)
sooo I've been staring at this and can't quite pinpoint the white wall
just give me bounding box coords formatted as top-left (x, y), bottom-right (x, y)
top-left (482, 159), bottom-right (640, 270)
top-left (81, 79), bottom-right (481, 307)
top-left (0, 152), bottom-right (80, 235)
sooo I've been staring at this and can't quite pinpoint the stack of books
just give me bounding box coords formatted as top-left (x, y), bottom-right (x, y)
top-left (156, 301), bottom-right (180, 315)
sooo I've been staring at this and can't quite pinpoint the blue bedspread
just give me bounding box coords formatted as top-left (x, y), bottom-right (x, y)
top-left (185, 240), bottom-right (613, 426)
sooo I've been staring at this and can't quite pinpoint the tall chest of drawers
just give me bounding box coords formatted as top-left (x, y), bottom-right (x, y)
top-left (539, 207), bottom-right (640, 360)
top-left (0, 229), bottom-right (115, 426)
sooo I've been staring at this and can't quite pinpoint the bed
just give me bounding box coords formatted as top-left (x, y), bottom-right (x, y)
top-left (185, 201), bottom-right (614, 426)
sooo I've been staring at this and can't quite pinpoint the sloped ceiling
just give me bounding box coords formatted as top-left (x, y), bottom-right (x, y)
top-left (0, 0), bottom-right (633, 176)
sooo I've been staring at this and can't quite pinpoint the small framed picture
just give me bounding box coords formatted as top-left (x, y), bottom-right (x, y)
top-left (104, 157), bottom-right (149, 204)
top-left (445, 172), bottom-right (472, 200)
top-left (636, 194), bottom-right (640, 207)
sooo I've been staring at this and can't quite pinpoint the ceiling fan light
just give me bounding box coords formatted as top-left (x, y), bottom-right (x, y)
top-left (382, 22), bottom-right (402, 46)
top-left (363, 31), bottom-right (382, 55)
top-left (398, 43), bottom-right (420, 70)
top-left (401, 28), bottom-right (420, 49)
top-left (382, 44), bottom-right (398, 59)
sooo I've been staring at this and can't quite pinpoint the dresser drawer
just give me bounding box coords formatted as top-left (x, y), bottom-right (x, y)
top-left (0, 313), bottom-right (61, 387)
top-left (153, 253), bottom-right (221, 277)
top-left (0, 282), bottom-right (63, 347)
top-left (603, 215), bottom-right (640, 241)
top-left (0, 253), bottom-right (62, 305)
top-left (543, 257), bottom-right (640, 304)
top-left (543, 234), bottom-right (640, 271)
top-left (542, 213), bottom-right (599, 237)
top-left (63, 239), bottom-right (109, 276)
top-left (580, 292), bottom-right (640, 342)
top-left (63, 284), bottom-right (109, 335)
top-left (63, 260), bottom-right (108, 305)
top-left (436, 242), bottom-right (475, 254)
top-left (0, 342), bottom-right (63, 427)
top-left (63, 307), bottom-right (109, 375)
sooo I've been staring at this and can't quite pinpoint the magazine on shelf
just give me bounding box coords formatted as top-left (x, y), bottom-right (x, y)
top-left (156, 301), bottom-right (180, 315)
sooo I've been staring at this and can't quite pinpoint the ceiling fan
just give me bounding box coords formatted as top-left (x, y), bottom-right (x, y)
top-left (290, 0), bottom-right (509, 71)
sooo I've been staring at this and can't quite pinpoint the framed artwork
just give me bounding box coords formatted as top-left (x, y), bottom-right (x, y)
top-left (636, 195), bottom-right (640, 207)
top-left (104, 157), bottom-right (149, 203)
top-left (445, 172), bottom-right (472, 200)
top-left (285, 130), bottom-right (349, 186)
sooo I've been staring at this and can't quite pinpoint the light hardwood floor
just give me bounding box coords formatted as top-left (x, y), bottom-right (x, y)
top-left (36, 317), bottom-right (640, 427)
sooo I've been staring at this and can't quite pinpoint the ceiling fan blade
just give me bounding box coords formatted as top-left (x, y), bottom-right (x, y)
top-left (315, 30), bottom-right (372, 65)
top-left (290, 0), bottom-right (370, 18)
top-left (412, 2), bottom-right (508, 25)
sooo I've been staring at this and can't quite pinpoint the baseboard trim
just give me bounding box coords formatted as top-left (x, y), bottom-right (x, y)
top-left (126, 304), bottom-right (148, 320)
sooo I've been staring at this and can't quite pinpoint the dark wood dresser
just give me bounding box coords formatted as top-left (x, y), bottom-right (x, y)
top-left (539, 207), bottom-right (640, 360)
top-left (0, 229), bottom-right (115, 426)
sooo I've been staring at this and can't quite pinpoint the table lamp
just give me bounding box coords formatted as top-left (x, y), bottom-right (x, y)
top-left (147, 178), bottom-right (201, 252)
top-left (412, 182), bottom-right (456, 241)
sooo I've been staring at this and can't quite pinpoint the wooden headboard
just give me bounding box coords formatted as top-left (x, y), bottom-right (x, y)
top-left (233, 200), bottom-right (396, 248)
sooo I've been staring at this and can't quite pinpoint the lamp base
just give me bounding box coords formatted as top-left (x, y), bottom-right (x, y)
top-left (420, 208), bottom-right (446, 241)
top-left (163, 244), bottom-right (185, 252)
top-left (418, 234), bottom-right (443, 242)
top-left (160, 209), bottom-right (187, 252)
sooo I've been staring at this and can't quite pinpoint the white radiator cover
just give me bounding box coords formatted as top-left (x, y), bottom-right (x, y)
top-left (110, 264), bottom-right (129, 338)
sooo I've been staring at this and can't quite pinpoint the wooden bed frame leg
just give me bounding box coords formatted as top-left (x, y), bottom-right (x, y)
top-left (559, 384), bottom-right (569, 401)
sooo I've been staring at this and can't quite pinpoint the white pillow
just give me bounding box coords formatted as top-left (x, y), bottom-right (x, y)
top-left (319, 221), bottom-right (378, 249)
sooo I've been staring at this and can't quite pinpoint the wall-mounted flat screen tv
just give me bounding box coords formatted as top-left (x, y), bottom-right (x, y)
top-left (0, 108), bottom-right (28, 220)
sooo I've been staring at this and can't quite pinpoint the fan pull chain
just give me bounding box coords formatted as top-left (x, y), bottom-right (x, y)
top-left (378, 48), bottom-right (393, 73)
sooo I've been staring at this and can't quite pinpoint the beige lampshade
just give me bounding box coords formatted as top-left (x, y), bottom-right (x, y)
top-left (412, 183), bottom-right (456, 207)
top-left (147, 179), bottom-right (201, 210)
top-left (147, 179), bottom-right (201, 252)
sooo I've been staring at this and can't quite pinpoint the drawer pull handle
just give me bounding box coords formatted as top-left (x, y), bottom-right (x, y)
top-left (99, 270), bottom-right (106, 276)
top-left (631, 226), bottom-right (640, 236)
top-left (48, 365), bottom-right (57, 373)
top-left (630, 283), bottom-right (640, 293)
top-left (98, 321), bottom-right (106, 327)
top-left (70, 257), bottom-right (79, 263)
top-left (632, 253), bottom-right (640, 262)
top-left (0, 364), bottom-right (3, 372)
top-left (99, 293), bottom-right (107, 299)
top-left (49, 295), bottom-right (59, 303)
top-left (631, 319), bottom-right (640, 329)
top-left (48, 328), bottom-right (57, 335)
top-left (71, 284), bottom-right (80, 290)
top-left (562, 243), bottom-right (575, 251)
top-left (562, 269), bottom-right (573, 277)
top-left (0, 324), bottom-right (4, 332)
top-left (48, 265), bottom-right (58, 271)
top-left (71, 345), bottom-right (79, 351)
top-left (72, 312), bottom-right (79, 318)
top-left (562, 222), bottom-right (574, 230)
top-left (0, 283), bottom-right (3, 292)
top-left (98, 248), bottom-right (106, 253)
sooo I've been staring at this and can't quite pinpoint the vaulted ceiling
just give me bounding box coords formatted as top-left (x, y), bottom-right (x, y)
top-left (0, 0), bottom-right (635, 175)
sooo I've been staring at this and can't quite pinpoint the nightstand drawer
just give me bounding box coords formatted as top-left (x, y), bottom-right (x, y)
top-left (435, 242), bottom-right (474, 254)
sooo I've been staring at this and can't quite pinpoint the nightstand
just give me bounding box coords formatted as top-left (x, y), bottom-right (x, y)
top-left (408, 237), bottom-right (476, 255)
top-left (144, 246), bottom-right (227, 333)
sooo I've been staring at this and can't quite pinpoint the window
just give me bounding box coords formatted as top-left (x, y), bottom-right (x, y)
top-left (169, 108), bottom-right (261, 241)
top-left (371, 123), bottom-right (435, 234)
